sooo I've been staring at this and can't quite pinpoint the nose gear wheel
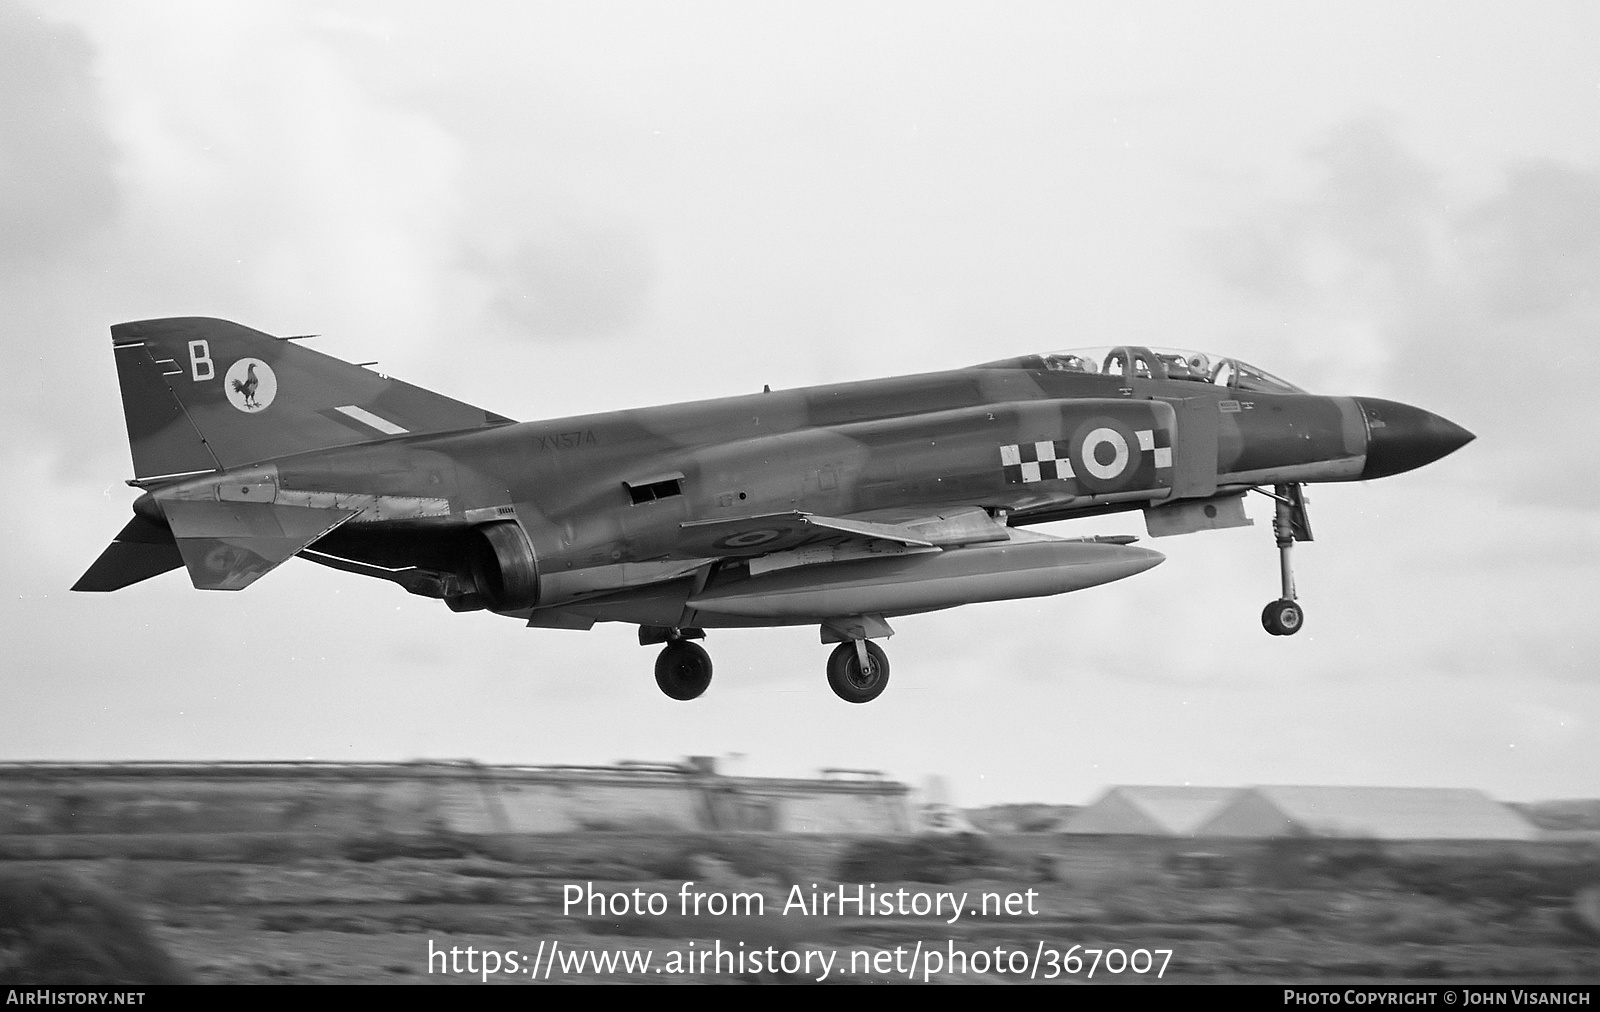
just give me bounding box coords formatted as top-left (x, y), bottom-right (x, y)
top-left (1262, 599), bottom-right (1304, 636)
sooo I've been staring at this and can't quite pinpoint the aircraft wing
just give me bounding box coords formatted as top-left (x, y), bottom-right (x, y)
top-left (674, 506), bottom-right (1009, 563)
top-left (675, 512), bottom-right (919, 558)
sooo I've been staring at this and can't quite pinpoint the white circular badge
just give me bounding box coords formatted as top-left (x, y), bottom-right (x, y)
top-left (224, 358), bottom-right (277, 413)
top-left (1080, 427), bottom-right (1130, 480)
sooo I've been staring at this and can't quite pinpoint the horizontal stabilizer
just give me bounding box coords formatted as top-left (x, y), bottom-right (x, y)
top-left (162, 499), bottom-right (360, 591)
top-left (71, 515), bottom-right (185, 592)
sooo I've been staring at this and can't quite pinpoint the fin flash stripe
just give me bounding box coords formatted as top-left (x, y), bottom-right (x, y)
top-left (334, 405), bottom-right (409, 435)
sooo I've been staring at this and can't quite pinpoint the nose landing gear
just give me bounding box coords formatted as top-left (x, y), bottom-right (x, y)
top-left (1255, 483), bottom-right (1312, 637)
top-left (1262, 598), bottom-right (1304, 636)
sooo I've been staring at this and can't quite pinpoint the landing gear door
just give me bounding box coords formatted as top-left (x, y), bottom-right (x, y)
top-left (1168, 397), bottom-right (1220, 499)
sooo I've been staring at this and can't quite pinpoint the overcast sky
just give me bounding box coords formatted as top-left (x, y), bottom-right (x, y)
top-left (3, 1), bottom-right (1598, 806)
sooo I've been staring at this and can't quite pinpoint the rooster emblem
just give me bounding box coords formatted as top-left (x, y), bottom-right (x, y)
top-left (231, 362), bottom-right (261, 408)
top-left (223, 358), bottom-right (277, 413)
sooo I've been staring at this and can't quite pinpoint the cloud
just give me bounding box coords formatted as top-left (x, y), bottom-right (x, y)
top-left (0, 2), bottom-right (473, 466)
top-left (1211, 120), bottom-right (1442, 313)
top-left (0, 1), bottom-right (119, 265)
top-left (1457, 161), bottom-right (1600, 320)
top-left (472, 220), bottom-right (654, 340)
top-left (1203, 117), bottom-right (1600, 503)
top-left (1188, 122), bottom-right (1600, 706)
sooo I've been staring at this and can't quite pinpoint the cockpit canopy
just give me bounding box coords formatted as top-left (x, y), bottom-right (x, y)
top-left (1026, 345), bottom-right (1306, 394)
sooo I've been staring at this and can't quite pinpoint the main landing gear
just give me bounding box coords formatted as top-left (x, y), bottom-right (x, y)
top-left (826, 640), bottom-right (890, 704)
top-left (1254, 483), bottom-right (1311, 637)
top-left (656, 640), bottom-right (712, 700)
top-left (642, 626), bottom-right (712, 700)
top-left (820, 616), bottom-right (893, 703)
top-left (639, 621), bottom-right (896, 702)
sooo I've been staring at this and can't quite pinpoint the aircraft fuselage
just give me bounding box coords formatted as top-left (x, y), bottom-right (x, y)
top-left (131, 354), bottom-right (1464, 626)
top-left (88, 320), bottom-right (1471, 701)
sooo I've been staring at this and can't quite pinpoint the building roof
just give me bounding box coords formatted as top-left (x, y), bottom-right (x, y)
top-left (1195, 786), bottom-right (1539, 841)
top-left (1062, 786), bottom-right (1243, 836)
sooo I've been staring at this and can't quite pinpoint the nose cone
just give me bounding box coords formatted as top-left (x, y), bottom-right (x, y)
top-left (1355, 397), bottom-right (1475, 479)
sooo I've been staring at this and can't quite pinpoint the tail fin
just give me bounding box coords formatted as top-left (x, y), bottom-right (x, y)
top-left (110, 317), bottom-right (512, 480)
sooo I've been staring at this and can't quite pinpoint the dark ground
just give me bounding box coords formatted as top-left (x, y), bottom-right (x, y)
top-left (3, 831), bottom-right (1598, 984)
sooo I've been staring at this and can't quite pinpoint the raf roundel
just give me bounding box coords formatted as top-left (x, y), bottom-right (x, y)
top-left (718, 529), bottom-right (785, 550)
top-left (1080, 427), bottom-right (1130, 481)
top-left (1067, 416), bottom-right (1143, 494)
top-left (224, 358), bottom-right (277, 413)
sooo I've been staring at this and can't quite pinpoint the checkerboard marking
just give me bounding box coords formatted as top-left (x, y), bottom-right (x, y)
top-left (1001, 428), bottom-right (1170, 484)
top-left (1000, 439), bottom-right (1073, 484)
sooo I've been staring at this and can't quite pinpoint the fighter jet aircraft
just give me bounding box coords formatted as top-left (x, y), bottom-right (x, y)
top-left (75, 319), bottom-right (1472, 703)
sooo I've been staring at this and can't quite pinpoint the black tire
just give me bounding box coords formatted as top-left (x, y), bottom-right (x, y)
top-left (655, 641), bottom-right (713, 700)
top-left (1261, 601), bottom-right (1282, 635)
top-left (1261, 599), bottom-right (1304, 637)
top-left (827, 641), bottom-right (890, 703)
